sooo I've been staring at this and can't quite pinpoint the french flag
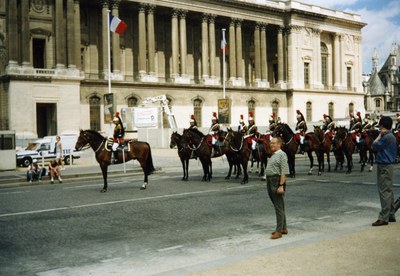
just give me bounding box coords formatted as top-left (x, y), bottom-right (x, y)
top-left (221, 32), bottom-right (228, 55)
top-left (109, 15), bottom-right (127, 35)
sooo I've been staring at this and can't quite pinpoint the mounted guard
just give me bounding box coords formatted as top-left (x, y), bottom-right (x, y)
top-left (189, 114), bottom-right (198, 130)
top-left (361, 113), bottom-right (372, 131)
top-left (349, 111), bottom-right (362, 143)
top-left (265, 112), bottom-right (277, 140)
top-left (209, 112), bottom-right (221, 155)
top-left (322, 114), bottom-right (335, 135)
top-left (238, 114), bottom-right (247, 134)
top-left (111, 112), bottom-right (125, 163)
top-left (243, 112), bottom-right (258, 150)
top-left (295, 110), bottom-right (307, 145)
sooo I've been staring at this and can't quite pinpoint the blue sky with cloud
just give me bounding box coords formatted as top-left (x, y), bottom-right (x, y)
top-left (287, 0), bottom-right (400, 74)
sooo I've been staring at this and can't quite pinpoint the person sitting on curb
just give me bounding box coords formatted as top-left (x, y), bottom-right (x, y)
top-left (27, 159), bottom-right (46, 183)
top-left (49, 159), bottom-right (63, 184)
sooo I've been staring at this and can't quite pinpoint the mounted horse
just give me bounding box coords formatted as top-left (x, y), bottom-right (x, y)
top-left (334, 126), bottom-right (357, 174)
top-left (181, 128), bottom-right (229, 181)
top-left (272, 123), bottom-right (298, 177)
top-left (170, 131), bottom-right (192, 181)
top-left (75, 129), bottom-right (155, 192)
top-left (225, 128), bottom-right (252, 184)
top-left (254, 133), bottom-right (273, 178)
top-left (313, 125), bottom-right (333, 172)
top-left (332, 127), bottom-right (344, 171)
top-left (359, 129), bottom-right (379, 172)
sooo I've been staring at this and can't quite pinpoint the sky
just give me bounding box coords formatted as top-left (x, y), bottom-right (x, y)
top-left (285, 0), bottom-right (400, 74)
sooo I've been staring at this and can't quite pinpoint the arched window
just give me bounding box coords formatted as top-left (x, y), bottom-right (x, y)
top-left (306, 101), bottom-right (312, 122)
top-left (193, 99), bottom-right (203, 127)
top-left (162, 96), bottom-right (173, 128)
top-left (272, 100), bottom-right (279, 118)
top-left (127, 96), bottom-right (138, 107)
top-left (321, 43), bottom-right (328, 87)
top-left (349, 103), bottom-right (354, 116)
top-left (248, 100), bottom-right (256, 121)
top-left (328, 102), bottom-right (334, 118)
top-left (375, 99), bottom-right (381, 108)
top-left (89, 96), bottom-right (101, 131)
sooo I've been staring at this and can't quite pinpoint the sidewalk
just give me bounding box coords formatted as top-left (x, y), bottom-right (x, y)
top-left (188, 222), bottom-right (400, 276)
top-left (0, 148), bottom-right (181, 188)
top-left (1, 148), bottom-right (399, 275)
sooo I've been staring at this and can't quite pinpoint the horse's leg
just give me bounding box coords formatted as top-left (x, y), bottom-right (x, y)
top-left (135, 156), bottom-right (149, 190)
top-left (360, 148), bottom-right (365, 172)
top-left (209, 160), bottom-right (213, 180)
top-left (185, 158), bottom-right (189, 181)
top-left (368, 149), bottom-right (374, 172)
top-left (100, 163), bottom-right (108, 193)
top-left (225, 158), bottom-right (233, 180)
top-left (345, 151), bottom-right (352, 174)
top-left (307, 151), bottom-right (314, 175)
top-left (289, 154), bottom-right (295, 178)
top-left (181, 158), bottom-right (186, 181)
top-left (317, 151), bottom-right (323, 176)
top-left (327, 151), bottom-right (331, 172)
top-left (241, 157), bottom-right (249, 184)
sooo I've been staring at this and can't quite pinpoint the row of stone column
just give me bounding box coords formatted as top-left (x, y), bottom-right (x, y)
top-left (6, 0), bottom-right (79, 69)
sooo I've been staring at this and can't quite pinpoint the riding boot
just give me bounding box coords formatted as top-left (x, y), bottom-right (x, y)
top-left (111, 151), bottom-right (117, 164)
top-left (213, 145), bottom-right (220, 156)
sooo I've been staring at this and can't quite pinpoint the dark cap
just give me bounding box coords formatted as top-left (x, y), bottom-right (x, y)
top-left (378, 116), bottom-right (393, 130)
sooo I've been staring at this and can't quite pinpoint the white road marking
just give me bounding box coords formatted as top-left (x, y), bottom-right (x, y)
top-left (316, 216), bottom-right (332, 220)
top-left (362, 182), bottom-right (375, 185)
top-left (0, 191), bottom-right (25, 195)
top-left (315, 180), bottom-right (329, 182)
top-left (344, 210), bottom-right (360, 214)
top-left (157, 245), bottom-right (184, 252)
top-left (357, 202), bottom-right (380, 209)
top-left (0, 187), bottom-right (257, 218)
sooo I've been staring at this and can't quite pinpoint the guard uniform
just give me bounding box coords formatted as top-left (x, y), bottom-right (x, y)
top-left (244, 112), bottom-right (258, 150)
top-left (295, 110), bottom-right (307, 144)
top-left (209, 112), bottom-right (221, 155)
top-left (112, 112), bottom-right (125, 163)
top-left (238, 114), bottom-right (247, 134)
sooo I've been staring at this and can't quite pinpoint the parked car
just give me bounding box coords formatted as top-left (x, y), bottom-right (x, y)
top-left (16, 135), bottom-right (80, 167)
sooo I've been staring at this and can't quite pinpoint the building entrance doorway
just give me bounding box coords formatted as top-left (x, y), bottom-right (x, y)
top-left (36, 103), bottom-right (57, 138)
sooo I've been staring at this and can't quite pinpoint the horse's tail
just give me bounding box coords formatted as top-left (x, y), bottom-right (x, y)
top-left (145, 143), bottom-right (155, 175)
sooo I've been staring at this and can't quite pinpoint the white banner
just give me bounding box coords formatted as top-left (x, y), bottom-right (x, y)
top-left (134, 107), bottom-right (159, 128)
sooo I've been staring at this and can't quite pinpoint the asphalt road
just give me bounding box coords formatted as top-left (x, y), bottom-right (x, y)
top-left (0, 156), bottom-right (399, 275)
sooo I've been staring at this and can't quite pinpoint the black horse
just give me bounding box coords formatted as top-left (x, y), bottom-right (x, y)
top-left (272, 123), bottom-right (298, 178)
top-left (75, 129), bottom-right (155, 192)
top-left (170, 131), bottom-right (193, 181)
top-left (225, 128), bottom-right (251, 184)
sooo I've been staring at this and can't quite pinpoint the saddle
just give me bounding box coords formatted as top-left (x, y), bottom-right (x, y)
top-left (105, 138), bottom-right (130, 152)
top-left (325, 132), bottom-right (334, 143)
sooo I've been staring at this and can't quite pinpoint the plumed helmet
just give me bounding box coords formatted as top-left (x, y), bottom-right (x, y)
top-left (239, 114), bottom-right (244, 123)
top-left (212, 112), bottom-right (217, 120)
top-left (190, 114), bottom-right (196, 123)
top-left (323, 114), bottom-right (327, 119)
top-left (113, 112), bottom-right (121, 124)
top-left (269, 112), bottom-right (275, 123)
top-left (296, 110), bottom-right (302, 119)
top-left (397, 113), bottom-right (400, 118)
top-left (248, 112), bottom-right (254, 121)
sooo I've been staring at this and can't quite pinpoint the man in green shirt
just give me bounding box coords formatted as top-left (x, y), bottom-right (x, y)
top-left (266, 137), bottom-right (290, 239)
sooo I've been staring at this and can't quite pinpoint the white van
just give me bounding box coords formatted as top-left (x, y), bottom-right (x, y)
top-left (16, 134), bottom-right (80, 167)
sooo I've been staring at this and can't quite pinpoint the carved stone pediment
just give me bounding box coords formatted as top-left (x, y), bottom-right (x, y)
top-left (302, 55), bottom-right (312, 62)
top-left (30, 28), bottom-right (52, 37)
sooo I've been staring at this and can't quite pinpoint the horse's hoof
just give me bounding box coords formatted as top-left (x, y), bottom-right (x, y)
top-left (181, 178), bottom-right (185, 181)
top-left (241, 181), bottom-right (247, 185)
top-left (100, 189), bottom-right (107, 193)
top-left (307, 172), bottom-right (312, 175)
top-left (225, 176), bottom-right (230, 180)
top-left (140, 183), bottom-right (147, 190)
top-left (318, 172), bottom-right (322, 176)
top-left (369, 167), bottom-right (373, 172)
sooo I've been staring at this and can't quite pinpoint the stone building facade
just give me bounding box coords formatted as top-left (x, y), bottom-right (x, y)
top-left (0, 0), bottom-right (366, 143)
top-left (364, 44), bottom-right (400, 113)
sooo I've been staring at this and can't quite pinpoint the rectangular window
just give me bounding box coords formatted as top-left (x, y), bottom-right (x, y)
top-left (32, 38), bottom-right (45, 68)
top-left (321, 56), bottom-right (328, 86)
top-left (347, 67), bottom-right (352, 90)
top-left (194, 106), bottom-right (202, 127)
top-left (304, 63), bottom-right (310, 88)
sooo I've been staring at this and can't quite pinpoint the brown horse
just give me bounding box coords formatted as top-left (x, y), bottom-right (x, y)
top-left (75, 129), bottom-right (155, 192)
top-left (359, 129), bottom-right (379, 172)
top-left (334, 127), bottom-right (357, 174)
top-left (225, 128), bottom-right (251, 184)
top-left (313, 125), bottom-right (333, 172)
top-left (170, 131), bottom-right (192, 181)
top-left (272, 123), bottom-right (298, 178)
top-left (255, 134), bottom-right (273, 178)
top-left (332, 127), bottom-right (344, 171)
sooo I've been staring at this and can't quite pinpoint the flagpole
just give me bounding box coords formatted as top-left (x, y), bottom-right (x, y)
top-left (222, 28), bottom-right (226, 99)
top-left (107, 10), bottom-right (112, 95)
